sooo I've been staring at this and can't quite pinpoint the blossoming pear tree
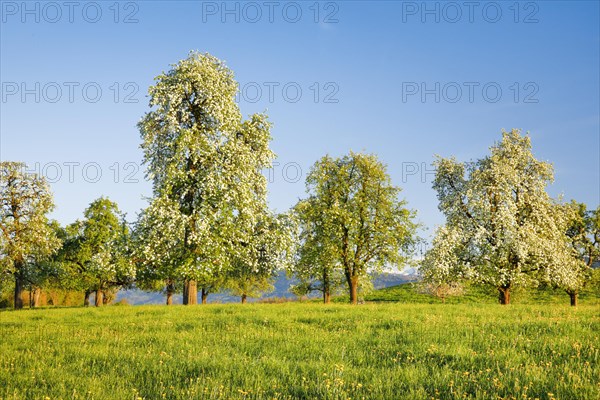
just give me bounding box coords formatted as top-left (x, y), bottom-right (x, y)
top-left (428, 129), bottom-right (585, 305)
top-left (137, 52), bottom-right (277, 304)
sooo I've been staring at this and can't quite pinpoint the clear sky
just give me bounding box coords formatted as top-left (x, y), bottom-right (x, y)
top-left (1, 0), bottom-right (599, 245)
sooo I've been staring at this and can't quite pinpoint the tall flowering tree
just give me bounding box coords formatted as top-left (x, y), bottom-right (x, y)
top-left (0, 162), bottom-right (60, 309)
top-left (428, 129), bottom-right (584, 304)
top-left (137, 52), bottom-right (276, 304)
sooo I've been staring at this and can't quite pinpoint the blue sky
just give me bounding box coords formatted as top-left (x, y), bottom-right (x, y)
top-left (1, 0), bottom-right (599, 243)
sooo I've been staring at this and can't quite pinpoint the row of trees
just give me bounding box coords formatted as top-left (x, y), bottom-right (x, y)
top-left (0, 185), bottom-right (133, 309)
top-left (1, 52), bottom-right (598, 309)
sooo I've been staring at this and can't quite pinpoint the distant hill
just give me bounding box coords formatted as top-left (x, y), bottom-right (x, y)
top-left (115, 270), bottom-right (418, 305)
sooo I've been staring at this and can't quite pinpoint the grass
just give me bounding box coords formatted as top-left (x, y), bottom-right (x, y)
top-left (365, 282), bottom-right (600, 305)
top-left (1, 301), bottom-right (598, 399)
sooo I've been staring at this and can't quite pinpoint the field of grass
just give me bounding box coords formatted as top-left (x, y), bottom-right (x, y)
top-left (1, 301), bottom-right (598, 400)
top-left (364, 283), bottom-right (600, 305)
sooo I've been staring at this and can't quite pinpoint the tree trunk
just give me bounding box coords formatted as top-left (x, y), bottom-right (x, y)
top-left (32, 287), bottom-right (42, 307)
top-left (166, 281), bottom-right (174, 305)
top-left (201, 287), bottom-right (208, 304)
top-left (498, 287), bottom-right (510, 305)
top-left (568, 290), bottom-right (578, 307)
top-left (182, 281), bottom-right (188, 305)
top-left (83, 290), bottom-right (91, 307)
top-left (241, 294), bottom-right (247, 304)
top-left (349, 275), bottom-right (359, 305)
top-left (323, 269), bottom-right (331, 304)
top-left (13, 273), bottom-right (24, 310)
top-left (102, 290), bottom-right (110, 305)
top-left (184, 280), bottom-right (197, 305)
top-left (95, 289), bottom-right (104, 307)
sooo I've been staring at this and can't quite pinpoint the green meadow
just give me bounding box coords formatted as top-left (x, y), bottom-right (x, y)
top-left (1, 294), bottom-right (598, 400)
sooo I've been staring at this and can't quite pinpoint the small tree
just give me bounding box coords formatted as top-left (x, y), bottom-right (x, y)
top-left (292, 195), bottom-right (343, 303)
top-left (0, 162), bottom-right (60, 309)
top-left (228, 272), bottom-right (273, 304)
top-left (227, 213), bottom-right (296, 304)
top-left (294, 152), bottom-right (417, 304)
top-left (419, 227), bottom-right (467, 303)
top-left (76, 198), bottom-right (133, 306)
top-left (24, 220), bottom-right (69, 307)
top-left (134, 197), bottom-right (188, 305)
top-left (53, 220), bottom-right (96, 306)
top-left (289, 270), bottom-right (345, 303)
top-left (420, 282), bottom-right (464, 303)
